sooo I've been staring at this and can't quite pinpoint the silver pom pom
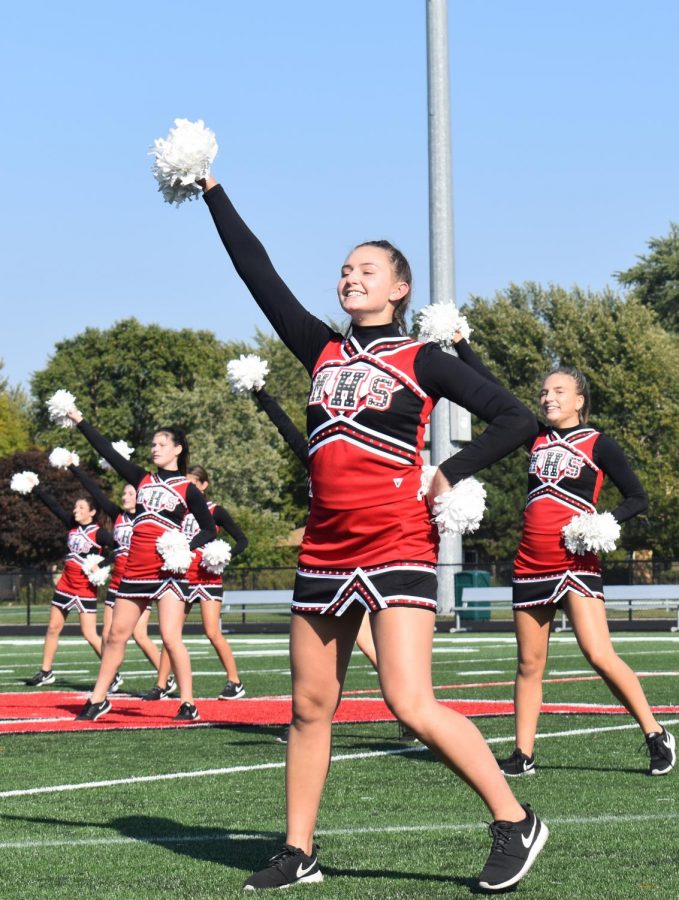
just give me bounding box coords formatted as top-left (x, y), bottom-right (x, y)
top-left (10, 471), bottom-right (40, 494)
top-left (227, 354), bottom-right (269, 394)
top-left (416, 302), bottom-right (472, 347)
top-left (49, 447), bottom-right (79, 469)
top-left (99, 440), bottom-right (134, 471)
top-left (432, 477), bottom-right (486, 535)
top-left (157, 529), bottom-right (193, 574)
top-left (150, 118), bottom-right (218, 206)
top-left (562, 511), bottom-right (620, 555)
top-left (201, 539), bottom-right (232, 575)
top-left (47, 389), bottom-right (79, 429)
top-left (82, 554), bottom-right (111, 586)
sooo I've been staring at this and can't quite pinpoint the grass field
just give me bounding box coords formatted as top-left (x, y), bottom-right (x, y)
top-left (0, 630), bottom-right (677, 898)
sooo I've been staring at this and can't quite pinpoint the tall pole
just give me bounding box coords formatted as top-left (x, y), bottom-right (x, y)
top-left (426, 0), bottom-right (471, 613)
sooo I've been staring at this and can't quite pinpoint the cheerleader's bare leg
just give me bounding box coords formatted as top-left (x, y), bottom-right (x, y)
top-left (285, 605), bottom-right (363, 855)
top-left (40, 605), bottom-right (67, 671)
top-left (157, 591), bottom-right (193, 704)
top-left (78, 611), bottom-right (102, 658)
top-left (564, 591), bottom-right (662, 733)
top-left (102, 604), bottom-right (114, 645)
top-left (372, 607), bottom-right (526, 823)
top-left (356, 611), bottom-right (377, 670)
top-left (88, 597), bottom-right (145, 703)
top-left (200, 598), bottom-right (240, 682)
top-left (132, 606), bottom-right (161, 670)
top-left (512, 605), bottom-right (557, 757)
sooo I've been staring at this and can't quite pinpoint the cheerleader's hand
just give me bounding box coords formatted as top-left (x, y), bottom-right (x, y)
top-left (66, 408), bottom-right (83, 425)
top-left (426, 468), bottom-right (452, 508)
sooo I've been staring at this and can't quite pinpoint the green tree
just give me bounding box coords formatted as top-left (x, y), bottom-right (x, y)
top-left (30, 318), bottom-right (231, 464)
top-left (616, 224), bottom-right (679, 331)
top-left (0, 361), bottom-right (32, 456)
top-left (460, 284), bottom-right (679, 560)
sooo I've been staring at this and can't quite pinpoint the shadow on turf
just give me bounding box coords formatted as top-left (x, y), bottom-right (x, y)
top-left (1, 813), bottom-right (483, 890)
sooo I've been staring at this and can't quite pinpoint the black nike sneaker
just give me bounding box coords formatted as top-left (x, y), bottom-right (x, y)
top-left (646, 727), bottom-right (676, 776)
top-left (243, 843), bottom-right (322, 890)
top-left (478, 803), bottom-right (548, 892)
top-left (498, 748), bottom-right (536, 777)
top-left (26, 669), bottom-right (55, 687)
top-left (75, 698), bottom-right (111, 722)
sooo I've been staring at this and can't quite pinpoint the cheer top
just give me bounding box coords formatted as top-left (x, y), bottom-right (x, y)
top-left (35, 486), bottom-right (114, 597)
top-left (204, 185), bottom-right (538, 510)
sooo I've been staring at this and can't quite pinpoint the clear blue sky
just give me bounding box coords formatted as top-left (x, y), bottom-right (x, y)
top-left (2, 1), bottom-right (677, 389)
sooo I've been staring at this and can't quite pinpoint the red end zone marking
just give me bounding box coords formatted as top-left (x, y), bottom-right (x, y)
top-left (1, 692), bottom-right (678, 735)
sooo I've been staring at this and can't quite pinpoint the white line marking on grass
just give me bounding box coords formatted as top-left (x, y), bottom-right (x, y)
top-left (2, 719), bottom-right (677, 801)
top-left (1, 812), bottom-right (677, 851)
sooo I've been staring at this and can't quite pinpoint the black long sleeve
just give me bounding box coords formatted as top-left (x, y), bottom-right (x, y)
top-left (77, 420), bottom-right (146, 487)
top-left (34, 486), bottom-right (72, 528)
top-left (204, 185), bottom-right (335, 374)
top-left (593, 435), bottom-right (648, 523)
top-left (186, 484), bottom-right (217, 551)
top-left (213, 505), bottom-right (248, 559)
top-left (68, 464), bottom-right (120, 520)
top-left (414, 344), bottom-right (538, 484)
top-left (254, 388), bottom-right (309, 466)
top-left (454, 339), bottom-right (503, 387)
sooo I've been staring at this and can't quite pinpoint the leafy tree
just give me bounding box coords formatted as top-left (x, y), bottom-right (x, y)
top-left (30, 318), bottom-right (231, 463)
top-left (0, 450), bottom-right (105, 568)
top-left (0, 361), bottom-right (32, 456)
top-left (616, 224), bottom-right (679, 331)
top-left (460, 284), bottom-right (679, 560)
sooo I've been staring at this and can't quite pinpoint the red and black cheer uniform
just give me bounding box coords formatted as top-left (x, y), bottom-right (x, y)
top-left (76, 421), bottom-right (216, 604)
top-left (68, 465), bottom-right (134, 608)
top-left (183, 501), bottom-right (248, 603)
top-left (454, 339), bottom-right (648, 607)
top-left (205, 185), bottom-right (537, 616)
top-left (34, 486), bottom-right (115, 614)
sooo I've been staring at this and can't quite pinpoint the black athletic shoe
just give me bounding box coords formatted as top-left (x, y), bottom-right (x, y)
top-left (646, 727), bottom-right (676, 776)
top-left (498, 748), bottom-right (536, 777)
top-left (174, 701), bottom-right (199, 722)
top-left (218, 680), bottom-right (245, 700)
top-left (478, 804), bottom-right (548, 892)
top-left (75, 698), bottom-right (111, 722)
top-left (243, 843), bottom-right (323, 890)
top-left (141, 677), bottom-right (176, 701)
top-left (164, 674), bottom-right (177, 696)
top-left (109, 672), bottom-right (124, 694)
top-left (26, 669), bottom-right (55, 687)
top-left (275, 727), bottom-right (289, 744)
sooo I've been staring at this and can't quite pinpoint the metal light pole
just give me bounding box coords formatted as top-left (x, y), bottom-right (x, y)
top-left (426, 0), bottom-right (471, 612)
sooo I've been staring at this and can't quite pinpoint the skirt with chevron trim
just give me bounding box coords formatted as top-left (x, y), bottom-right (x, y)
top-left (512, 529), bottom-right (603, 608)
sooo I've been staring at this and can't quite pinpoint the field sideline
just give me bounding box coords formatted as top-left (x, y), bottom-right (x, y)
top-left (0, 633), bottom-right (677, 898)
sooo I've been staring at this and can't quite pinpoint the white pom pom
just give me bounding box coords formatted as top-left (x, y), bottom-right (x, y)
top-left (156, 529), bottom-right (193, 574)
top-left (49, 447), bottom-right (77, 469)
top-left (150, 118), bottom-right (218, 206)
top-left (99, 440), bottom-right (134, 471)
top-left (416, 302), bottom-right (472, 347)
top-left (47, 389), bottom-right (78, 429)
top-left (82, 554), bottom-right (111, 586)
top-left (432, 477), bottom-right (486, 535)
top-left (417, 465), bottom-right (438, 501)
top-left (200, 539), bottom-right (232, 575)
top-left (10, 471), bottom-right (40, 494)
top-left (227, 354), bottom-right (269, 394)
top-left (562, 511), bottom-right (620, 555)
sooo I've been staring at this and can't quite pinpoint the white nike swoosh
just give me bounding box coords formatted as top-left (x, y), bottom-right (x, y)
top-left (296, 859), bottom-right (317, 879)
top-left (521, 816), bottom-right (538, 848)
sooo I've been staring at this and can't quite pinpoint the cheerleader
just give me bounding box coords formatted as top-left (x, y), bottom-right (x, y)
top-left (66, 461), bottom-right (164, 692)
top-left (153, 464), bottom-right (248, 699)
top-left (195, 176), bottom-right (548, 892)
top-left (22, 479), bottom-right (114, 687)
top-left (453, 337), bottom-right (676, 778)
top-left (66, 411), bottom-right (216, 721)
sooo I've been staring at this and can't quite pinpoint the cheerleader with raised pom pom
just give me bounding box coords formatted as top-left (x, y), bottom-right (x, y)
top-left (452, 335), bottom-right (676, 779)
top-left (13, 458), bottom-right (115, 689)
top-left (51, 397), bottom-right (216, 723)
